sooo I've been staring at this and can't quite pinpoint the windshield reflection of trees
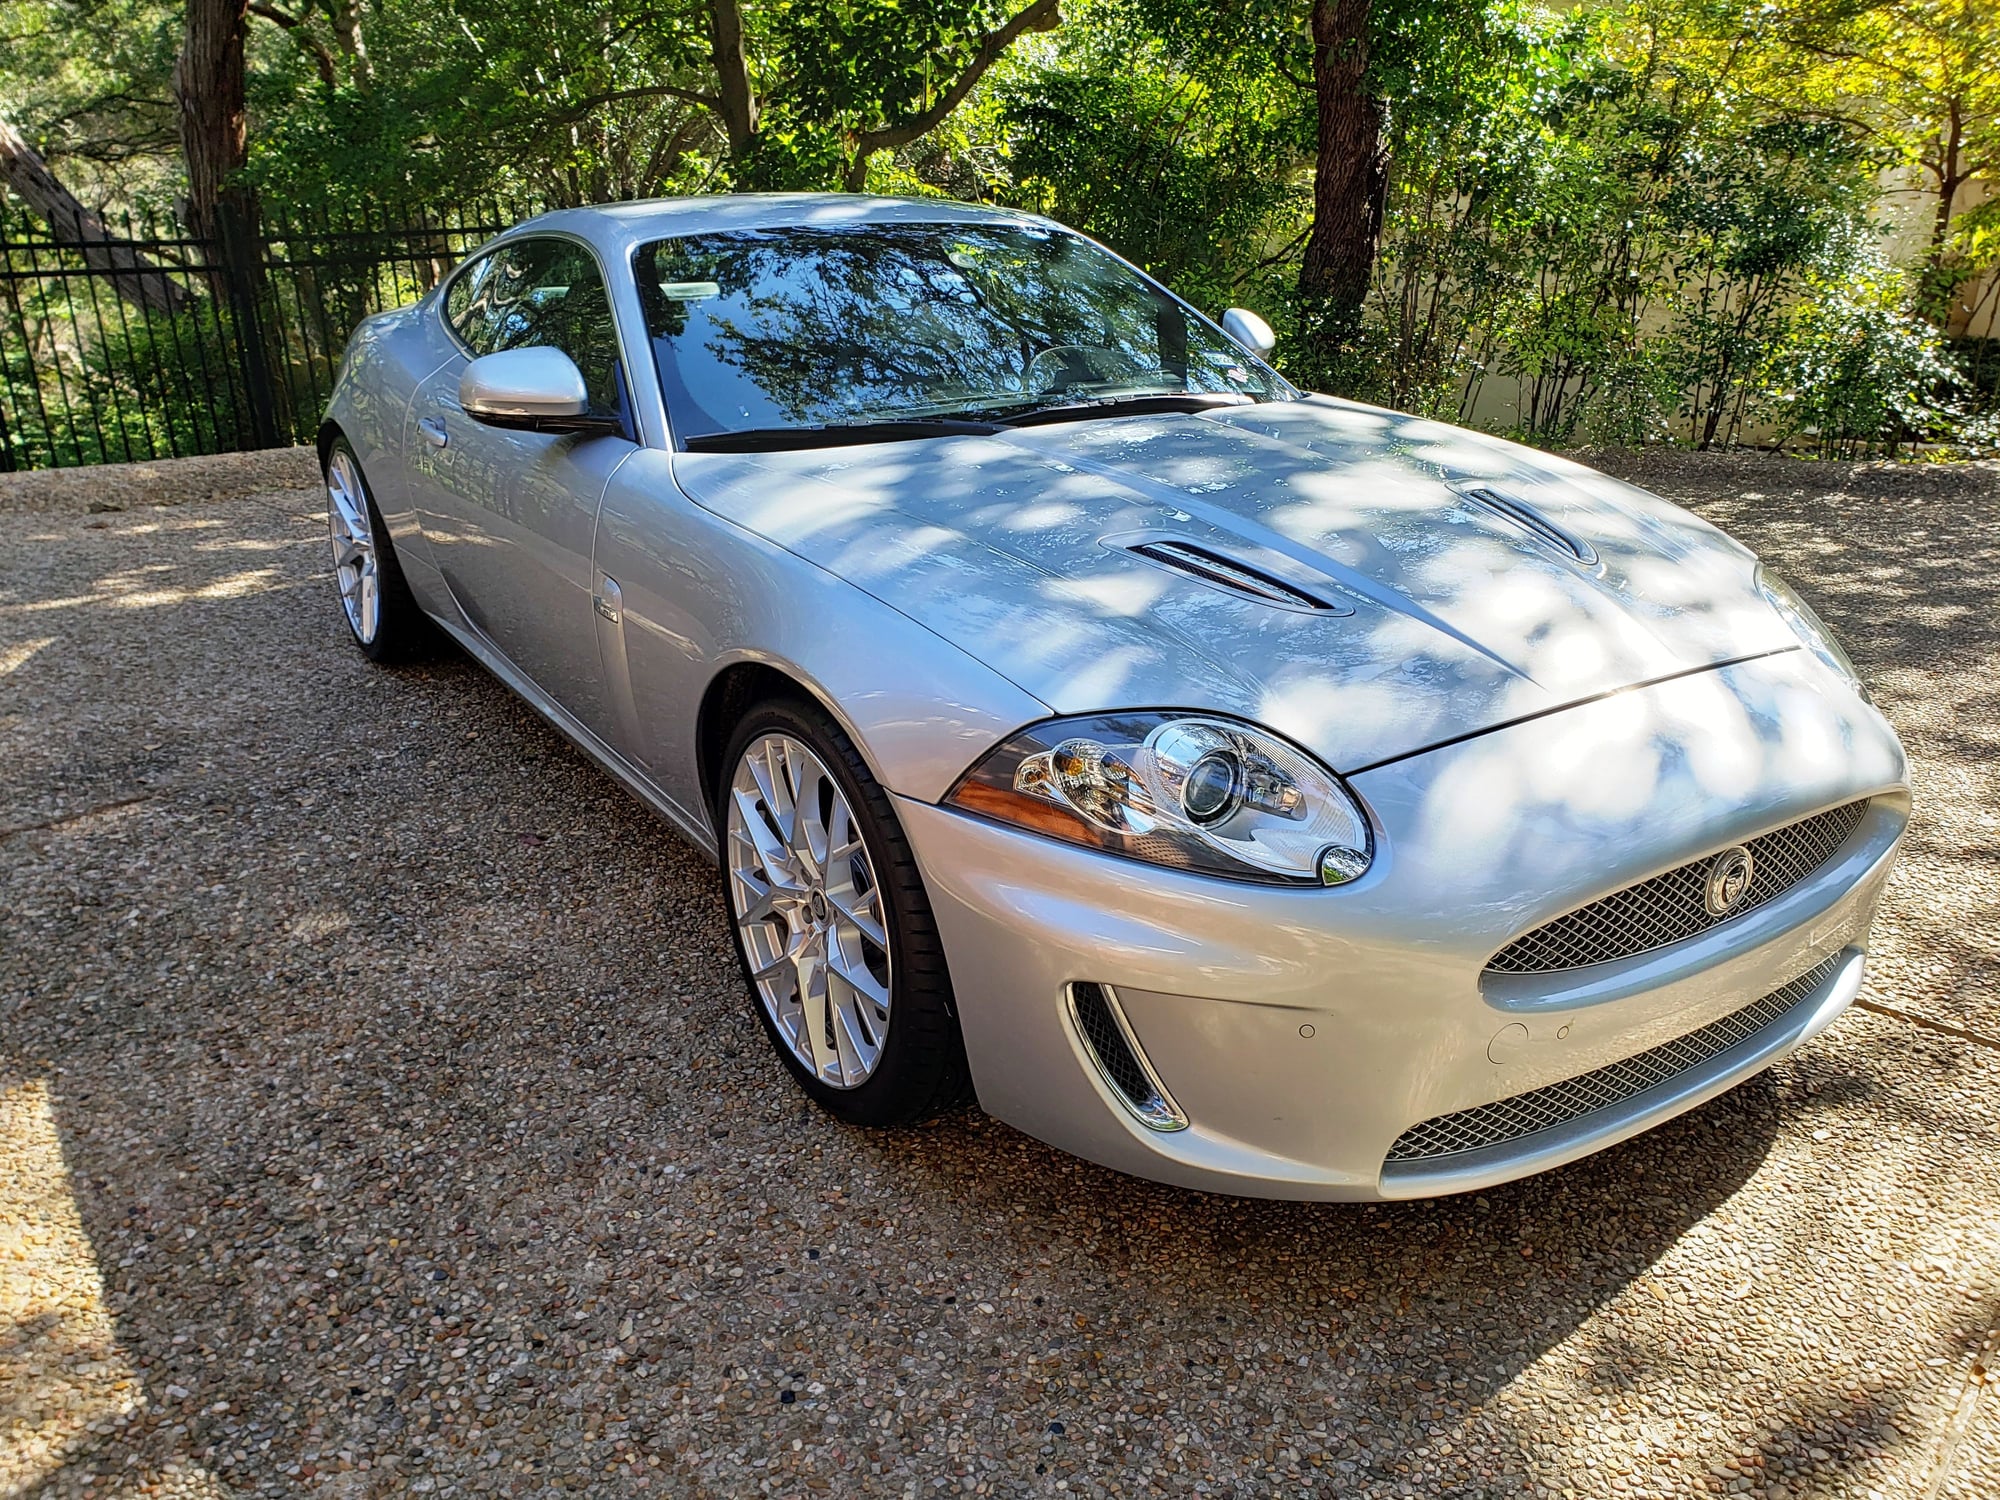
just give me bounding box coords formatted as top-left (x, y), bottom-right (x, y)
top-left (638, 227), bottom-right (1267, 433)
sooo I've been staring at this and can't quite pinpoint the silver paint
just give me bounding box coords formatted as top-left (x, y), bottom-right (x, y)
top-left (318, 195), bottom-right (1910, 1199)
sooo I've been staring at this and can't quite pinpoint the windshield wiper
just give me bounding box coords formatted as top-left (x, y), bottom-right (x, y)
top-left (682, 417), bottom-right (1003, 453)
top-left (988, 391), bottom-right (1256, 428)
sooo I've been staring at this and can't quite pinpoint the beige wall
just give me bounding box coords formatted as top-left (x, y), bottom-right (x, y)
top-left (1879, 166), bottom-right (1998, 339)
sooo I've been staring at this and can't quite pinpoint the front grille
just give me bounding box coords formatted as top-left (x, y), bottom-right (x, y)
top-left (1385, 956), bottom-right (1839, 1164)
top-left (1068, 983), bottom-right (1186, 1132)
top-left (1487, 800), bottom-right (1869, 975)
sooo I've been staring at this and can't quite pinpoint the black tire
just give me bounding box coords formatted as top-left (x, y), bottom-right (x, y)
top-left (323, 437), bottom-right (432, 663)
top-left (716, 694), bottom-right (970, 1126)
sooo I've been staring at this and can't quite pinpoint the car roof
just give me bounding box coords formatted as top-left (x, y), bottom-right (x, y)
top-left (499, 194), bottom-right (1047, 256)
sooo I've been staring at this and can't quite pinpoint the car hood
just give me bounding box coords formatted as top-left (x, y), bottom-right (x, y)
top-left (669, 397), bottom-right (1799, 772)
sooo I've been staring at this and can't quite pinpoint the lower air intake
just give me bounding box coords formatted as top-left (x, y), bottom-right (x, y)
top-left (1386, 956), bottom-right (1840, 1164)
top-left (1068, 982), bottom-right (1187, 1132)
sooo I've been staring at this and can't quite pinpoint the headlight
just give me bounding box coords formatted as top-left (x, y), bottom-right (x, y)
top-left (945, 712), bottom-right (1374, 886)
top-left (1756, 565), bottom-right (1868, 698)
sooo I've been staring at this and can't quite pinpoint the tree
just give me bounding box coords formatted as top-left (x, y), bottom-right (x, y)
top-left (173, 0), bottom-right (252, 241)
top-left (1773, 0), bottom-right (2000, 324)
top-left (247, 0), bottom-right (374, 91)
top-left (1292, 0), bottom-right (1496, 385)
top-left (1298, 0), bottom-right (1384, 333)
top-left (0, 116), bottom-right (187, 310)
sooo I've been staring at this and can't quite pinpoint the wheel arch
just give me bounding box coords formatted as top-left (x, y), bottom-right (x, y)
top-left (695, 658), bottom-right (879, 818)
top-left (316, 419), bottom-right (344, 468)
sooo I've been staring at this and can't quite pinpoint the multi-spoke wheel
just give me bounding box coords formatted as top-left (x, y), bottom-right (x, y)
top-left (326, 446), bottom-right (381, 644)
top-left (728, 732), bottom-right (894, 1087)
top-left (322, 437), bottom-right (429, 662)
top-left (718, 697), bottom-right (969, 1125)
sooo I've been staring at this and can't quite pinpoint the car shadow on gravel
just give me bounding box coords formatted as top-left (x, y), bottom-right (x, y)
top-left (6, 467), bottom-right (1994, 1496)
top-left (837, 1068), bottom-right (1786, 1461)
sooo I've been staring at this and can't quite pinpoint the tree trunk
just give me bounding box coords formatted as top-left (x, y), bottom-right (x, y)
top-left (1918, 98), bottom-right (1966, 329)
top-left (174, 0), bottom-right (253, 245)
top-left (709, 0), bottom-right (758, 161)
top-left (331, 0), bottom-right (373, 88)
top-left (1297, 0), bottom-right (1387, 359)
top-left (0, 119), bottom-right (190, 314)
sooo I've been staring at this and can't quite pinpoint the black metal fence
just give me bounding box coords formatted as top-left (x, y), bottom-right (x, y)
top-left (0, 194), bottom-right (527, 471)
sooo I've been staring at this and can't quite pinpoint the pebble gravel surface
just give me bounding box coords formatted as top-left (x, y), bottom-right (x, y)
top-left (2, 446), bottom-right (1995, 1498)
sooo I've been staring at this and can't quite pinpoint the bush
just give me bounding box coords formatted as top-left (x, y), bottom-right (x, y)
top-left (1760, 224), bottom-right (1980, 459)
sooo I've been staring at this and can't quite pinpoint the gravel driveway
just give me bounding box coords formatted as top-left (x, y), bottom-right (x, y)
top-left (2, 447), bottom-right (1996, 1499)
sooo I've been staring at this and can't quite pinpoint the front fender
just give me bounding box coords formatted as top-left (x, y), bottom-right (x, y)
top-left (593, 449), bottom-right (1051, 821)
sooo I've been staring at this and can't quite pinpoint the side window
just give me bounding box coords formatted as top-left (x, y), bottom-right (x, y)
top-left (449, 237), bottom-right (626, 417)
top-left (445, 252), bottom-right (501, 352)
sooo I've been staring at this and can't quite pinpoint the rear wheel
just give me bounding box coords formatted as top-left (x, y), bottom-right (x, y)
top-left (324, 439), bottom-right (429, 661)
top-left (718, 695), bottom-right (969, 1126)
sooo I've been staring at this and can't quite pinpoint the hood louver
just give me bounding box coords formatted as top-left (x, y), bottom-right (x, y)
top-left (1127, 538), bottom-right (1345, 613)
top-left (1456, 485), bottom-right (1598, 566)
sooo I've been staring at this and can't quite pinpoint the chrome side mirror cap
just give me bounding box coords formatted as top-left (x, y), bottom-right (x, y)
top-left (460, 347), bottom-right (619, 435)
top-left (1220, 307), bottom-right (1276, 357)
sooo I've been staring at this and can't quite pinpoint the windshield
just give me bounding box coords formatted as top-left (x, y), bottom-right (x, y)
top-left (632, 222), bottom-right (1288, 442)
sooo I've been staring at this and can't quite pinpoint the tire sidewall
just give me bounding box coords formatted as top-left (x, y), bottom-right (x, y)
top-left (715, 697), bottom-right (948, 1126)
top-left (324, 439), bottom-right (420, 663)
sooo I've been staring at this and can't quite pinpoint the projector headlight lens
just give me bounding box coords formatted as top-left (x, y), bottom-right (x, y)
top-left (947, 712), bottom-right (1374, 886)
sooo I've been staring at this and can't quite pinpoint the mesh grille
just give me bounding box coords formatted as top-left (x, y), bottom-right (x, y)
top-left (1487, 801), bottom-right (1868, 975)
top-left (1069, 983), bottom-right (1183, 1129)
top-left (1385, 956), bottom-right (1839, 1164)
top-left (1071, 983), bottom-right (1152, 1104)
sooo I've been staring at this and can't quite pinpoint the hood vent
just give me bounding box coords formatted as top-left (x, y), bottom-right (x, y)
top-left (1128, 538), bottom-right (1342, 613)
top-left (1457, 485), bottom-right (1598, 566)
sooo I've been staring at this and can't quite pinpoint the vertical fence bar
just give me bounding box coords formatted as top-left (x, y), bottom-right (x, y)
top-left (138, 207), bottom-right (199, 460)
top-left (0, 204), bottom-right (57, 469)
top-left (303, 200), bottom-right (348, 408)
top-left (215, 200), bottom-right (281, 450)
top-left (75, 220), bottom-right (142, 463)
top-left (24, 221), bottom-right (106, 465)
top-left (0, 198), bottom-right (36, 470)
top-left (275, 209), bottom-right (329, 431)
top-left (181, 213), bottom-right (246, 455)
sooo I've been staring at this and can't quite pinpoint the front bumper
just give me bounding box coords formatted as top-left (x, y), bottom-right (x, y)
top-left (898, 649), bottom-right (1908, 1200)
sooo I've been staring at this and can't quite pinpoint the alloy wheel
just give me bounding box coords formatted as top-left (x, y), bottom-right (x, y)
top-left (726, 732), bottom-right (893, 1088)
top-left (325, 449), bottom-right (380, 643)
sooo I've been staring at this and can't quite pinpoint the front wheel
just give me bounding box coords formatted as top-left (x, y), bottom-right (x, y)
top-left (718, 696), bottom-right (969, 1126)
top-left (324, 438), bottom-right (430, 662)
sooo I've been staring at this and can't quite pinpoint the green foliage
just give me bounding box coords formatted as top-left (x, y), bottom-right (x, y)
top-left (0, 257), bottom-right (251, 467)
top-left (3, 0), bottom-right (1997, 462)
top-left (994, 0), bottom-right (1310, 314)
top-left (1761, 222), bottom-right (1974, 458)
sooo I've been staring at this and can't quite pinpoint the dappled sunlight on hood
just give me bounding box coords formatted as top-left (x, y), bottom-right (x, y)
top-left (674, 398), bottom-right (1804, 768)
top-left (1369, 651), bottom-right (1898, 917)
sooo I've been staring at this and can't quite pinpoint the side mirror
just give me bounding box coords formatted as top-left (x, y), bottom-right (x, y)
top-left (460, 347), bottom-right (619, 435)
top-left (1220, 307), bottom-right (1276, 357)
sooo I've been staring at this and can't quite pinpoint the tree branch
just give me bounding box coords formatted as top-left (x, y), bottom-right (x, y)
top-left (551, 83), bottom-right (722, 126)
top-left (845, 0), bottom-right (1061, 188)
top-left (247, 1), bottom-right (338, 89)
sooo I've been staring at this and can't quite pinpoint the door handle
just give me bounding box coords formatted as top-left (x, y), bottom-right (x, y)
top-left (419, 415), bottom-right (449, 449)
top-left (594, 575), bottom-right (623, 625)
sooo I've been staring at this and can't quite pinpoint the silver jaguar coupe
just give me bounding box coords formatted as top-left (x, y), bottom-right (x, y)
top-left (319, 195), bottom-right (1907, 1199)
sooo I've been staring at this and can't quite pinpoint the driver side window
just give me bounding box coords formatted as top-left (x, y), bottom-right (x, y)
top-left (446, 237), bottom-right (628, 419)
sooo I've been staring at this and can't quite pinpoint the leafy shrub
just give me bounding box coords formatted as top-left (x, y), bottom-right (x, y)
top-left (1760, 223), bottom-right (1982, 459)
